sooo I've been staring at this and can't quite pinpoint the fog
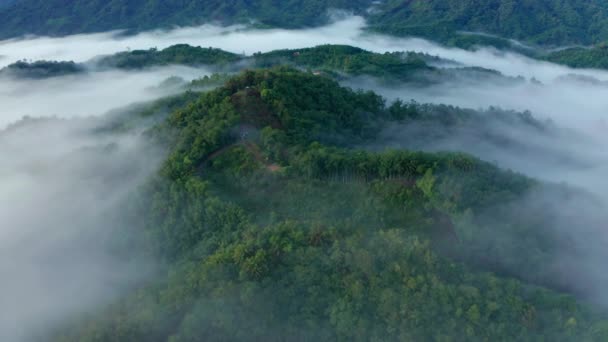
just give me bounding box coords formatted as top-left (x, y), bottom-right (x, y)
top-left (2, 14), bottom-right (608, 340)
top-left (349, 73), bottom-right (608, 196)
top-left (0, 66), bottom-right (208, 127)
top-left (1, 15), bottom-right (607, 127)
top-left (2, 15), bottom-right (608, 84)
top-left (0, 118), bottom-right (164, 341)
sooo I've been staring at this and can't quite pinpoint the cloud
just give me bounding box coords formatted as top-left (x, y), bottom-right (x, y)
top-left (0, 117), bottom-right (164, 342)
top-left (1, 15), bottom-right (606, 129)
top-left (2, 15), bottom-right (607, 130)
top-left (350, 73), bottom-right (608, 197)
top-left (2, 15), bottom-right (608, 82)
top-left (0, 66), bottom-right (209, 128)
top-left (3, 14), bottom-right (608, 339)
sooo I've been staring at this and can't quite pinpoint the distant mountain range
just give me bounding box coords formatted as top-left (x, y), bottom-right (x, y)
top-left (369, 0), bottom-right (608, 46)
top-left (5, 2), bottom-right (608, 340)
top-left (0, 0), bottom-right (370, 38)
top-left (1, 0), bottom-right (608, 46)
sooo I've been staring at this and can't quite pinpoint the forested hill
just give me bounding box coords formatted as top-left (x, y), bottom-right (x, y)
top-left (2, 44), bottom-right (517, 86)
top-left (368, 0), bottom-right (608, 46)
top-left (0, 0), bottom-right (371, 38)
top-left (1, 0), bottom-right (608, 46)
top-left (544, 45), bottom-right (608, 69)
top-left (48, 67), bottom-right (608, 341)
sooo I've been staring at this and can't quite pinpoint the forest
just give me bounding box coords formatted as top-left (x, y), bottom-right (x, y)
top-left (4, 2), bottom-right (608, 341)
top-left (544, 45), bottom-right (608, 70)
top-left (3, 44), bottom-right (518, 88)
top-left (368, 0), bottom-right (608, 46)
top-left (24, 67), bottom-right (604, 341)
top-left (2, 0), bottom-right (608, 46)
top-left (0, 60), bottom-right (84, 78)
top-left (0, 0), bottom-right (370, 38)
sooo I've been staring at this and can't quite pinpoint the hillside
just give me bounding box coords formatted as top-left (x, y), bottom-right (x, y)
top-left (544, 45), bottom-right (608, 69)
top-left (5, 0), bottom-right (608, 339)
top-left (0, 0), bottom-right (371, 38)
top-left (368, 0), bottom-right (608, 46)
top-left (44, 67), bottom-right (608, 341)
top-left (6, 44), bottom-right (517, 88)
top-left (1, 0), bottom-right (608, 46)
top-left (0, 60), bottom-right (84, 79)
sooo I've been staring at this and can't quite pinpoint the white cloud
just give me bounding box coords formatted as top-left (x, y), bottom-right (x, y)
top-left (0, 66), bottom-right (208, 127)
top-left (2, 15), bottom-right (608, 339)
top-left (0, 118), bottom-right (163, 342)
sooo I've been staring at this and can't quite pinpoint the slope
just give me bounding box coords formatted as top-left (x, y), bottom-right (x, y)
top-left (2, 0), bottom-right (608, 47)
top-left (0, 0), bottom-right (371, 38)
top-left (369, 0), bottom-right (608, 46)
top-left (48, 67), bottom-right (608, 341)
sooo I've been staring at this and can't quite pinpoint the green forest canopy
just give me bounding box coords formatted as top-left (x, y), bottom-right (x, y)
top-left (0, 0), bottom-right (370, 38)
top-left (368, 0), bottom-right (608, 46)
top-left (9, 44), bottom-right (518, 87)
top-left (2, 0), bottom-right (608, 46)
top-left (48, 67), bottom-right (608, 341)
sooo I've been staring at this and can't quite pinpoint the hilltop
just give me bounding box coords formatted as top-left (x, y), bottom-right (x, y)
top-left (49, 68), bottom-right (608, 341)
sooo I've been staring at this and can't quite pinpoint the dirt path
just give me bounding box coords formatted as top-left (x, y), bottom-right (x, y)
top-left (201, 141), bottom-right (282, 173)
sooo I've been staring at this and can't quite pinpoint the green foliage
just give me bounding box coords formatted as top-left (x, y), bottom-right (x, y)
top-left (447, 33), bottom-right (515, 50)
top-left (254, 45), bottom-right (436, 83)
top-left (188, 73), bottom-right (233, 90)
top-left (544, 45), bottom-right (608, 70)
top-left (3, 0), bottom-right (608, 47)
top-left (12, 44), bottom-right (517, 88)
top-left (0, 0), bottom-right (371, 38)
top-left (0, 60), bottom-right (84, 79)
top-left (51, 68), bottom-right (608, 341)
top-left (97, 44), bottom-right (241, 69)
top-left (368, 0), bottom-right (608, 46)
top-left (58, 224), bottom-right (604, 341)
top-left (94, 90), bottom-right (204, 135)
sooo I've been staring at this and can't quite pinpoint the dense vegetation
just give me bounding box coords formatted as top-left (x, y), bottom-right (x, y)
top-left (251, 45), bottom-right (515, 84)
top-left (0, 60), bottom-right (84, 79)
top-left (545, 45), bottom-right (608, 70)
top-left (2, 0), bottom-right (608, 47)
top-left (0, 0), bottom-right (371, 38)
top-left (46, 68), bottom-right (608, 341)
top-left (6, 1), bottom-right (608, 340)
top-left (13, 44), bottom-right (517, 88)
top-left (96, 44), bottom-right (241, 70)
top-left (95, 44), bottom-right (436, 77)
top-left (252, 45), bottom-right (437, 83)
top-left (368, 0), bottom-right (608, 46)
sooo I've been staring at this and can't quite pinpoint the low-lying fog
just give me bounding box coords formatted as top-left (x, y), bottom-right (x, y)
top-left (1, 16), bottom-right (607, 126)
top-left (1, 15), bottom-right (607, 83)
top-left (12, 14), bottom-right (601, 197)
top-left (0, 66), bottom-right (208, 127)
top-left (2, 14), bottom-right (608, 341)
top-left (0, 118), bottom-right (163, 341)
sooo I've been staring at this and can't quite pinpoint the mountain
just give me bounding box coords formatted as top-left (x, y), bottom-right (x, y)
top-left (368, 0), bottom-right (608, 46)
top-left (45, 67), bottom-right (608, 341)
top-left (4, 44), bottom-right (517, 88)
top-left (544, 45), bottom-right (608, 69)
top-left (1, 0), bottom-right (608, 46)
top-left (0, 0), bottom-right (370, 38)
top-left (0, 60), bottom-right (84, 79)
top-left (5, 0), bottom-right (608, 339)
